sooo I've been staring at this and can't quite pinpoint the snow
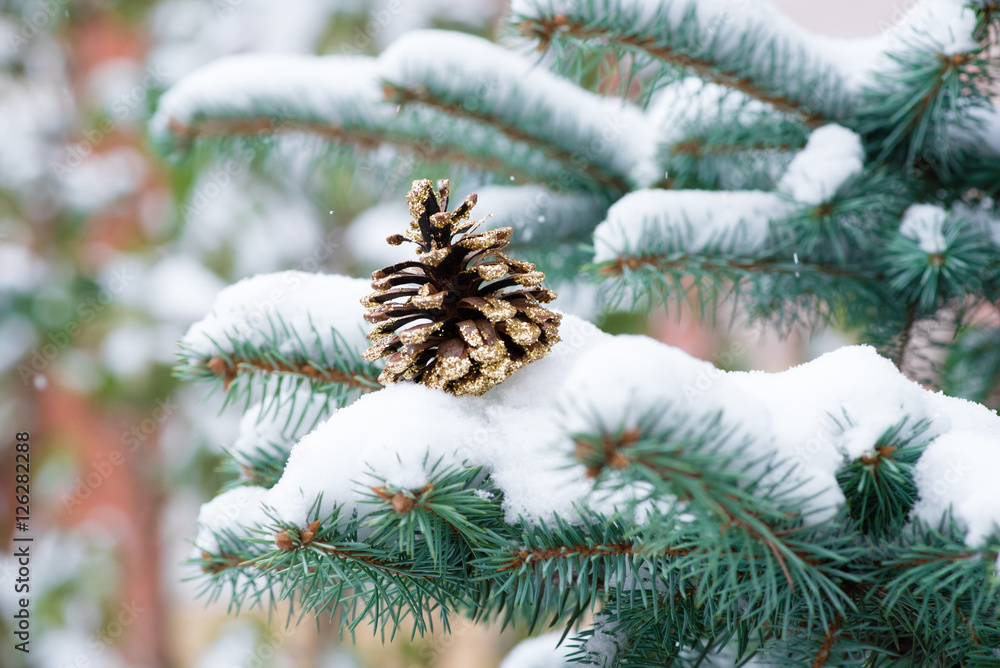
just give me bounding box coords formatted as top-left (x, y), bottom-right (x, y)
top-left (576, 614), bottom-right (628, 666)
top-left (777, 124), bottom-right (863, 205)
top-left (499, 632), bottom-right (572, 668)
top-left (59, 148), bottom-right (146, 212)
top-left (147, 0), bottom-right (346, 84)
top-left (181, 271), bottom-right (371, 360)
top-left (557, 334), bottom-right (770, 441)
top-left (0, 243), bottom-right (49, 291)
top-left (197, 327), bottom-right (1000, 552)
top-left (379, 30), bottom-right (650, 184)
top-left (726, 345), bottom-right (935, 520)
top-left (149, 54), bottom-right (383, 147)
top-left (592, 189), bottom-right (791, 263)
top-left (0, 316), bottom-right (35, 373)
top-left (109, 254), bottom-right (225, 323)
top-left (194, 486), bottom-right (270, 553)
top-left (265, 313), bottom-right (620, 527)
top-left (511, 0), bottom-right (981, 94)
top-left (233, 384), bottom-right (336, 466)
top-left (101, 323), bottom-right (160, 378)
top-left (913, 432), bottom-right (1000, 546)
top-left (474, 185), bottom-right (607, 243)
top-left (0, 82), bottom-right (68, 189)
top-left (645, 77), bottom-right (782, 149)
top-left (345, 201), bottom-right (411, 271)
top-left (953, 199), bottom-right (1000, 248)
top-left (179, 174), bottom-right (327, 278)
top-left (899, 204), bottom-right (948, 253)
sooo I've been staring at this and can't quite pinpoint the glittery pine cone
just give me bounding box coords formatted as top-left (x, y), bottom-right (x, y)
top-left (360, 179), bottom-right (561, 396)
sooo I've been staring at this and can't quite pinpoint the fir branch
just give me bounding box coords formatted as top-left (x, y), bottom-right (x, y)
top-left (836, 418), bottom-right (930, 542)
top-left (200, 354), bottom-right (379, 391)
top-left (810, 612), bottom-right (843, 668)
top-left (165, 114), bottom-right (543, 185)
top-left (857, 45), bottom-right (995, 175)
top-left (598, 252), bottom-right (881, 281)
top-left (669, 137), bottom-right (798, 157)
top-left (385, 83), bottom-right (631, 194)
top-left (518, 14), bottom-right (830, 127)
top-left (942, 325), bottom-right (1000, 407)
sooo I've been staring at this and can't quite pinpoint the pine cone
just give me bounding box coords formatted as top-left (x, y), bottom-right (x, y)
top-left (360, 179), bottom-right (562, 396)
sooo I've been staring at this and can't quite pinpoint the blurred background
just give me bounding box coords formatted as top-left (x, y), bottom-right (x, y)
top-left (0, 1), bottom-right (918, 666)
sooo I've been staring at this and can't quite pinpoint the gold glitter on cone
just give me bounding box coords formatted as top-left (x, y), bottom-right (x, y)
top-left (361, 179), bottom-right (562, 396)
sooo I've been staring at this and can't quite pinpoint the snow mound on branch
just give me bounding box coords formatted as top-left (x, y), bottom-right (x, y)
top-left (181, 271), bottom-right (371, 359)
top-left (266, 314), bottom-right (619, 527)
top-left (196, 286), bottom-right (1000, 550)
top-left (194, 486), bottom-right (269, 553)
top-left (778, 124), bottom-right (863, 205)
top-left (913, 432), bottom-right (1000, 546)
top-left (899, 204), bottom-right (948, 254)
top-left (379, 30), bottom-right (651, 185)
top-left (500, 632), bottom-right (573, 668)
top-left (592, 189), bottom-right (792, 262)
top-left (512, 0), bottom-right (979, 91)
top-left (149, 54), bottom-right (383, 146)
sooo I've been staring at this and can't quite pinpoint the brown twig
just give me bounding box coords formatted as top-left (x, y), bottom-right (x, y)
top-left (204, 355), bottom-right (379, 391)
top-left (811, 613), bottom-right (843, 667)
top-left (165, 116), bottom-right (538, 184)
top-left (600, 253), bottom-right (880, 281)
top-left (500, 541), bottom-right (689, 571)
top-left (669, 138), bottom-right (797, 157)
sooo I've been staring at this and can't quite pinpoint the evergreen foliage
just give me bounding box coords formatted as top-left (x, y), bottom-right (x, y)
top-left (155, 1), bottom-right (1000, 665)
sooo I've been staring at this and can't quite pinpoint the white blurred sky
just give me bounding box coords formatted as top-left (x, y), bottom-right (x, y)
top-left (772, 0), bottom-right (918, 37)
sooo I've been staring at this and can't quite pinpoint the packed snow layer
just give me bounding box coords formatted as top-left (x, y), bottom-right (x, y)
top-left (899, 204), bottom-right (948, 253)
top-left (777, 124), bottom-right (863, 205)
top-left (265, 314), bottom-right (623, 528)
top-left (180, 271), bottom-right (371, 360)
top-left (194, 273), bottom-right (1000, 552)
top-left (592, 189), bottom-right (792, 262)
top-left (379, 30), bottom-right (652, 185)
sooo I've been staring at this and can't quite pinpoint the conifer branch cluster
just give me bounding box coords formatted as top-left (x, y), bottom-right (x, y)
top-left (157, 1), bottom-right (1000, 665)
